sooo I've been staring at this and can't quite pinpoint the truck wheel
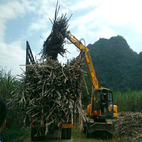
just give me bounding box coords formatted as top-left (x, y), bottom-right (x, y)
top-left (61, 128), bottom-right (66, 139)
top-left (31, 127), bottom-right (40, 141)
top-left (67, 128), bottom-right (72, 139)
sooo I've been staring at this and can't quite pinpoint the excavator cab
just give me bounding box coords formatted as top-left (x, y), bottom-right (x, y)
top-left (85, 88), bottom-right (117, 137)
top-left (92, 88), bottom-right (117, 120)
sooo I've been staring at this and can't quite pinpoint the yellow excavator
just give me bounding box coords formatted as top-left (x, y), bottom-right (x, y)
top-left (65, 31), bottom-right (117, 138)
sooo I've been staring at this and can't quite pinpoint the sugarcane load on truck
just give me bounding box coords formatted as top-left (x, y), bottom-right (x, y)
top-left (25, 5), bottom-right (84, 140)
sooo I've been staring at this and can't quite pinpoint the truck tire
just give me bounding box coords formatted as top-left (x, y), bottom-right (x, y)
top-left (61, 128), bottom-right (72, 139)
top-left (31, 127), bottom-right (39, 141)
top-left (67, 128), bottom-right (72, 139)
top-left (61, 128), bottom-right (66, 139)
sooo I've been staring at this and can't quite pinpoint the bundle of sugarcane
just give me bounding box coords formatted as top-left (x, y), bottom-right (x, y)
top-left (24, 56), bottom-right (84, 129)
top-left (114, 112), bottom-right (142, 140)
top-left (42, 3), bottom-right (70, 60)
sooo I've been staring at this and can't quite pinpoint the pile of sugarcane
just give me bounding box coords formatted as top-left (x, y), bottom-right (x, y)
top-left (42, 3), bottom-right (70, 60)
top-left (114, 112), bottom-right (142, 141)
top-left (23, 4), bottom-right (85, 128)
top-left (24, 56), bottom-right (84, 128)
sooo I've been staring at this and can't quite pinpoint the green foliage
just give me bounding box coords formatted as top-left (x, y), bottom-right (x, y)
top-left (0, 68), bottom-right (24, 132)
top-left (0, 69), bottom-right (19, 100)
top-left (87, 35), bottom-right (140, 91)
top-left (114, 90), bottom-right (142, 112)
top-left (1, 124), bottom-right (26, 142)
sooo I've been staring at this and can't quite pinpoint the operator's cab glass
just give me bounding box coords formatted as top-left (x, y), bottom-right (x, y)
top-left (94, 89), bottom-right (113, 101)
top-left (93, 89), bottom-right (113, 117)
top-left (107, 92), bottom-right (113, 105)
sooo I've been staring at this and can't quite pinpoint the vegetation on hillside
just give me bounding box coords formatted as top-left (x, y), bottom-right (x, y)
top-left (88, 35), bottom-right (142, 91)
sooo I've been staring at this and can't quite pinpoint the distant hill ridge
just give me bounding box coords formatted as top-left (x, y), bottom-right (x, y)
top-left (87, 35), bottom-right (142, 91)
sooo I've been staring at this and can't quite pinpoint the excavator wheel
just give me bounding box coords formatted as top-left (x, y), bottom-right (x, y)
top-left (106, 132), bottom-right (113, 139)
top-left (86, 128), bottom-right (91, 138)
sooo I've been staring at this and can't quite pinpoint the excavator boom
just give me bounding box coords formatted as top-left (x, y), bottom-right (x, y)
top-left (66, 31), bottom-right (99, 91)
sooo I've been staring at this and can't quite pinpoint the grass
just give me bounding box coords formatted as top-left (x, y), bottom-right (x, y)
top-left (0, 68), bottom-right (19, 100)
top-left (114, 90), bottom-right (142, 112)
top-left (0, 68), bottom-right (24, 141)
top-left (1, 124), bottom-right (27, 142)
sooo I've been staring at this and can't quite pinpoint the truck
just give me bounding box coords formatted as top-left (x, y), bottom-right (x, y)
top-left (25, 41), bottom-right (75, 141)
top-left (65, 31), bottom-right (117, 138)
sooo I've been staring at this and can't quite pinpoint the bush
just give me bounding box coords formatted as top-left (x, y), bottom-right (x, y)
top-left (0, 69), bottom-right (18, 100)
top-left (0, 68), bottom-right (24, 126)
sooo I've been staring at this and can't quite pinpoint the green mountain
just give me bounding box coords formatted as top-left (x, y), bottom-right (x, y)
top-left (87, 35), bottom-right (142, 91)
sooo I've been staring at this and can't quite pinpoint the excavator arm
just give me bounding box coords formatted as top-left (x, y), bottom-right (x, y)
top-left (66, 31), bottom-right (99, 92)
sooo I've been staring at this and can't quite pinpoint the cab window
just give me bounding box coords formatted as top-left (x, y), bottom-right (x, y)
top-left (107, 92), bottom-right (113, 102)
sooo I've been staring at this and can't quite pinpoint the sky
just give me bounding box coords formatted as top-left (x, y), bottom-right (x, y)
top-left (0, 0), bottom-right (142, 76)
